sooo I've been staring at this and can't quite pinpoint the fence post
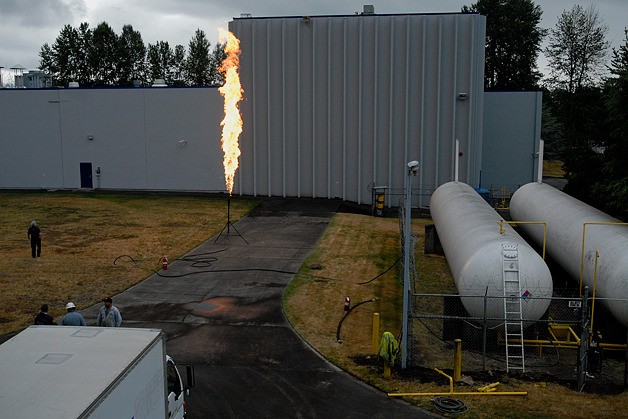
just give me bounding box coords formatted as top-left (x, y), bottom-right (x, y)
top-left (454, 339), bottom-right (462, 382)
top-left (625, 329), bottom-right (628, 387)
top-left (577, 286), bottom-right (590, 391)
top-left (482, 287), bottom-right (488, 371)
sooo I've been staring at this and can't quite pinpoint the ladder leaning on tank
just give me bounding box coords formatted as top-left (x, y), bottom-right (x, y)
top-left (502, 244), bottom-right (525, 373)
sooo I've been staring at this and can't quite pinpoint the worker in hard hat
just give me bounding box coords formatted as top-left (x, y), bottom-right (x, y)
top-left (61, 302), bottom-right (86, 326)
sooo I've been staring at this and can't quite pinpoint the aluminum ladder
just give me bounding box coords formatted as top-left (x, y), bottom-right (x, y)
top-left (502, 244), bottom-right (525, 373)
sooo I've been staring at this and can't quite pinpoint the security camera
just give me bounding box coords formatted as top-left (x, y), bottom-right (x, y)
top-left (407, 160), bottom-right (419, 176)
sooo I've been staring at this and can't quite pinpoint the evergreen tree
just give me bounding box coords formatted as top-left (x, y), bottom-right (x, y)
top-left (462, 0), bottom-right (545, 89)
top-left (185, 29), bottom-right (212, 86)
top-left (209, 42), bottom-right (227, 86)
top-left (38, 43), bottom-right (57, 81)
top-left (540, 99), bottom-right (564, 161)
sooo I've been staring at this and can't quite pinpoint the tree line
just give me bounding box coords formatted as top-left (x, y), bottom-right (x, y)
top-left (463, 0), bottom-right (626, 218)
top-left (39, 23), bottom-right (225, 87)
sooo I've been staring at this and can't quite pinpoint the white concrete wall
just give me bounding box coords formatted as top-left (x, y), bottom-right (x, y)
top-left (0, 87), bottom-right (226, 192)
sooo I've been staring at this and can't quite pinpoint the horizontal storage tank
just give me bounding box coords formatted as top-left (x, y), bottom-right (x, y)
top-left (430, 182), bottom-right (553, 323)
top-left (510, 182), bottom-right (628, 327)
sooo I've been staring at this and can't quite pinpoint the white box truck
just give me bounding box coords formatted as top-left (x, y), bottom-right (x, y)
top-left (0, 326), bottom-right (194, 419)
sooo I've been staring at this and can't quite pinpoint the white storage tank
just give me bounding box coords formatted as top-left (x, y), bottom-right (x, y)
top-left (430, 182), bottom-right (553, 323)
top-left (510, 182), bottom-right (628, 327)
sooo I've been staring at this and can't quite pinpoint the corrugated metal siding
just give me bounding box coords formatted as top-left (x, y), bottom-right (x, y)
top-left (230, 13), bottom-right (486, 206)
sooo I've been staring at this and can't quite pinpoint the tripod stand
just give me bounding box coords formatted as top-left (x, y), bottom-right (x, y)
top-left (214, 196), bottom-right (248, 244)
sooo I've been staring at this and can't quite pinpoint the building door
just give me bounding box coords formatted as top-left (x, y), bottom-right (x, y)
top-left (80, 162), bottom-right (93, 189)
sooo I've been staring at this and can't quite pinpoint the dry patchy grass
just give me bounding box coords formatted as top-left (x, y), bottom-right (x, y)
top-left (0, 192), bottom-right (258, 334)
top-left (543, 160), bottom-right (565, 178)
top-left (283, 213), bottom-right (628, 418)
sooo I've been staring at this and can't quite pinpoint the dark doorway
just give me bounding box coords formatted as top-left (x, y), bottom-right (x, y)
top-left (80, 162), bottom-right (93, 189)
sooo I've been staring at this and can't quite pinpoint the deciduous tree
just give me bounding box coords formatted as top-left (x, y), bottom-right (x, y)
top-left (118, 24), bottom-right (146, 86)
top-left (39, 24), bottom-right (79, 86)
top-left (545, 5), bottom-right (609, 93)
top-left (147, 41), bottom-right (174, 84)
top-left (171, 45), bottom-right (187, 86)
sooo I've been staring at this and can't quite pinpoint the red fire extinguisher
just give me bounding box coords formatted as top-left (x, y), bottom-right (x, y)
top-left (344, 296), bottom-right (351, 311)
top-left (161, 256), bottom-right (169, 270)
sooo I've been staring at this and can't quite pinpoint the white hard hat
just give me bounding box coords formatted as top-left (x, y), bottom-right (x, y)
top-left (66, 302), bottom-right (76, 309)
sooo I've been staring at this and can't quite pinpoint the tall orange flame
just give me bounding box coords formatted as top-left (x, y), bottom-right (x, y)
top-left (218, 29), bottom-right (243, 196)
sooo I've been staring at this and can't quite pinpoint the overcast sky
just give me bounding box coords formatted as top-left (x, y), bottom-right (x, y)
top-left (1, 0), bottom-right (626, 82)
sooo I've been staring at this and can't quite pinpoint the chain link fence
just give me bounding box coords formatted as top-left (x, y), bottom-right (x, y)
top-left (408, 290), bottom-right (628, 390)
top-left (397, 202), bottom-right (627, 391)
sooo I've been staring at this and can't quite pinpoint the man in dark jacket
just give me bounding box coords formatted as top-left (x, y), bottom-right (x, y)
top-left (34, 304), bottom-right (54, 325)
top-left (27, 220), bottom-right (42, 258)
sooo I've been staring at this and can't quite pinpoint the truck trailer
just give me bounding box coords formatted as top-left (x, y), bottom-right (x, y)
top-left (0, 326), bottom-right (193, 418)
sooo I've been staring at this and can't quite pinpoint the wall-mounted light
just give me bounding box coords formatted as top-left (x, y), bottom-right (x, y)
top-left (458, 92), bottom-right (468, 100)
top-left (178, 139), bottom-right (188, 147)
top-left (87, 134), bottom-right (94, 141)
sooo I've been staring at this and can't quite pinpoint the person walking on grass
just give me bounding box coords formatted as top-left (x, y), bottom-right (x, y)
top-left (61, 302), bottom-right (86, 326)
top-left (96, 297), bottom-right (122, 327)
top-left (27, 220), bottom-right (42, 258)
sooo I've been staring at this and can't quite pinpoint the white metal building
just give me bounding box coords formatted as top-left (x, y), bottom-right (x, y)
top-left (0, 87), bottom-right (225, 192)
top-left (230, 12), bottom-right (486, 206)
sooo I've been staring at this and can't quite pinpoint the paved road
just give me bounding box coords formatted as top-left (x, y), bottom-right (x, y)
top-left (78, 198), bottom-right (435, 418)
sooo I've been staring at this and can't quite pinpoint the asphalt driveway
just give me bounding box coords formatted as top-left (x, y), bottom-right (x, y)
top-left (80, 198), bottom-right (435, 418)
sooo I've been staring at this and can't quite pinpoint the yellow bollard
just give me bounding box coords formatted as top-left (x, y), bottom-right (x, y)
top-left (372, 313), bottom-right (380, 355)
top-left (454, 339), bottom-right (462, 382)
top-left (383, 360), bottom-right (391, 378)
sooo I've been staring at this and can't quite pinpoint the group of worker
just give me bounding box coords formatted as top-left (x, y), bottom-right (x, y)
top-left (28, 220), bottom-right (123, 328)
top-left (34, 298), bottom-right (122, 327)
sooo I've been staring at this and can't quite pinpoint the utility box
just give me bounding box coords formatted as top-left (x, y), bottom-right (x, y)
top-left (372, 186), bottom-right (387, 216)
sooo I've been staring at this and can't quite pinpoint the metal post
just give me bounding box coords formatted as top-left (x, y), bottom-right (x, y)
top-left (482, 287), bottom-right (488, 371)
top-left (402, 160), bottom-right (419, 369)
top-left (577, 286), bottom-right (590, 391)
top-left (537, 140), bottom-right (544, 183)
top-left (372, 313), bottom-right (380, 355)
top-left (402, 169), bottom-right (411, 369)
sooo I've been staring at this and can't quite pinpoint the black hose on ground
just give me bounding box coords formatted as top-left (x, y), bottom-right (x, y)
top-left (336, 298), bottom-right (379, 343)
top-left (431, 396), bottom-right (468, 414)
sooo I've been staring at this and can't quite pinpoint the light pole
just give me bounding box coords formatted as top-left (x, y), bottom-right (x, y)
top-left (402, 160), bottom-right (419, 368)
